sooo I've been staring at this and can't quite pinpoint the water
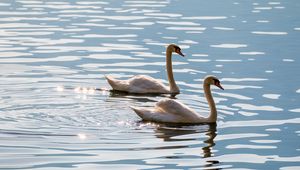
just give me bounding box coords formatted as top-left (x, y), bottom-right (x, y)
top-left (0, 0), bottom-right (300, 169)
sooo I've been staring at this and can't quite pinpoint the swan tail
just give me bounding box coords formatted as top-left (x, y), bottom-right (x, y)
top-left (130, 106), bottom-right (153, 121)
top-left (105, 75), bottom-right (116, 83)
top-left (105, 75), bottom-right (127, 91)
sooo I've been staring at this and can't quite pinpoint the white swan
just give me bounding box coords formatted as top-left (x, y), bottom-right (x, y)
top-left (131, 75), bottom-right (224, 124)
top-left (105, 44), bottom-right (184, 94)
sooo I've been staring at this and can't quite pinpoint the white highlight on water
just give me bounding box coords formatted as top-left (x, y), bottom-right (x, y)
top-left (77, 133), bottom-right (87, 140)
top-left (232, 103), bottom-right (283, 111)
top-left (240, 52), bottom-right (265, 55)
top-left (262, 94), bottom-right (280, 99)
top-left (211, 44), bottom-right (247, 48)
top-left (182, 16), bottom-right (227, 20)
top-left (238, 111), bottom-right (258, 116)
top-left (252, 31), bottom-right (288, 35)
top-left (56, 86), bottom-right (64, 92)
top-left (289, 108), bottom-right (300, 113)
top-left (213, 27), bottom-right (235, 31)
top-left (283, 59), bottom-right (294, 62)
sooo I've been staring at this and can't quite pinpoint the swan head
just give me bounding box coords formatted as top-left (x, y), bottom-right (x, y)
top-left (204, 75), bottom-right (224, 90)
top-left (168, 44), bottom-right (185, 57)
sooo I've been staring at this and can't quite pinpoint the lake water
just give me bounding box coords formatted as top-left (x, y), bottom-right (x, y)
top-left (1, 0), bottom-right (300, 169)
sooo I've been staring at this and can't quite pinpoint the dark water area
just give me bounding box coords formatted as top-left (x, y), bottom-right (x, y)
top-left (0, 0), bottom-right (300, 169)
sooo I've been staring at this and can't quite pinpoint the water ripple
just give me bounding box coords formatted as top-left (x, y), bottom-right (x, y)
top-left (252, 31), bottom-right (288, 35)
top-left (182, 16), bottom-right (227, 20)
top-left (0, 0), bottom-right (299, 169)
top-left (220, 118), bottom-right (300, 128)
top-left (211, 44), bottom-right (247, 48)
top-left (232, 103), bottom-right (283, 111)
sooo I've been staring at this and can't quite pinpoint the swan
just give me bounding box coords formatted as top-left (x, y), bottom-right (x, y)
top-left (130, 75), bottom-right (224, 124)
top-left (105, 44), bottom-right (185, 94)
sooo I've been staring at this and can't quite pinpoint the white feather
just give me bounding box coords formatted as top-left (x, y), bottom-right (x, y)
top-left (105, 44), bottom-right (183, 94)
top-left (131, 76), bottom-right (224, 124)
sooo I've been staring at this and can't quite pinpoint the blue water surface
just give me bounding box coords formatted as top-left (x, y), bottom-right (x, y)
top-left (0, 0), bottom-right (300, 169)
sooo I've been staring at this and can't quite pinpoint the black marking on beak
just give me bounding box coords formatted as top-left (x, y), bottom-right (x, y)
top-left (175, 47), bottom-right (185, 57)
top-left (213, 79), bottom-right (224, 90)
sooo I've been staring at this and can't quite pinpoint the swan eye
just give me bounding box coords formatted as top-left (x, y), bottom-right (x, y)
top-left (174, 46), bottom-right (184, 57)
top-left (213, 78), bottom-right (220, 85)
top-left (213, 78), bottom-right (224, 90)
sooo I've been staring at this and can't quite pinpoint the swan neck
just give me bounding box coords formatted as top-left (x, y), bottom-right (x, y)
top-left (166, 48), bottom-right (179, 93)
top-left (204, 83), bottom-right (217, 122)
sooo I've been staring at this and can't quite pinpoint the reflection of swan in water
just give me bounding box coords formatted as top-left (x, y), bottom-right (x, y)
top-left (202, 124), bottom-right (217, 158)
top-left (131, 75), bottom-right (224, 124)
top-left (105, 44), bottom-right (185, 94)
top-left (153, 123), bottom-right (217, 158)
top-left (108, 90), bottom-right (161, 103)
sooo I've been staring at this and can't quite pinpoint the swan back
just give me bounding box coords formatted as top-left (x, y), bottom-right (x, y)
top-left (156, 98), bottom-right (205, 122)
top-left (132, 98), bottom-right (205, 123)
top-left (156, 98), bottom-right (193, 114)
top-left (127, 75), bottom-right (169, 93)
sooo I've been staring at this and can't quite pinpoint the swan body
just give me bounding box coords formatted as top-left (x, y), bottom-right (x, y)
top-left (131, 75), bottom-right (224, 123)
top-left (131, 98), bottom-right (207, 123)
top-left (106, 75), bottom-right (170, 93)
top-left (105, 44), bottom-right (184, 94)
